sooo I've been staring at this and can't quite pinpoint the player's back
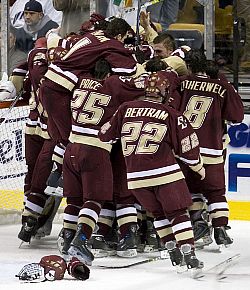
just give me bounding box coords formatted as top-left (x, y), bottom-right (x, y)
top-left (69, 74), bottom-right (144, 151)
top-left (27, 47), bottom-right (48, 98)
top-left (178, 74), bottom-right (243, 157)
top-left (53, 30), bottom-right (136, 76)
top-left (118, 99), bottom-right (178, 174)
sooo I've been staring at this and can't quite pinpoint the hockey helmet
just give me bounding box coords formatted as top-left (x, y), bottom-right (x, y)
top-left (39, 255), bottom-right (67, 281)
top-left (47, 46), bottom-right (68, 63)
top-left (145, 72), bottom-right (170, 100)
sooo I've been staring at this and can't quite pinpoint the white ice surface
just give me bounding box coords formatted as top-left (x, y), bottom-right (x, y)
top-left (0, 220), bottom-right (249, 290)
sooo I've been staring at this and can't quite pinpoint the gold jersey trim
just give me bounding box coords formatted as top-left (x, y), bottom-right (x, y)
top-left (52, 154), bottom-right (63, 165)
top-left (45, 69), bottom-right (75, 91)
top-left (202, 155), bottom-right (224, 164)
top-left (25, 126), bottom-right (50, 139)
top-left (25, 126), bottom-right (36, 135)
top-left (175, 230), bottom-right (194, 242)
top-left (128, 171), bottom-right (184, 189)
top-left (69, 133), bottom-right (112, 152)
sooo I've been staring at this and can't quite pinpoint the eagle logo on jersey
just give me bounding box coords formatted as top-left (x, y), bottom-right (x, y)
top-left (178, 116), bottom-right (188, 129)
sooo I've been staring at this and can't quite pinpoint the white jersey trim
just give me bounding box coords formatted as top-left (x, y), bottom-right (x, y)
top-left (127, 164), bottom-right (180, 179)
top-left (200, 147), bottom-right (223, 156)
top-left (72, 125), bottom-right (99, 135)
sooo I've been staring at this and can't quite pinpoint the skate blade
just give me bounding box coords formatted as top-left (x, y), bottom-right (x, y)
top-left (35, 229), bottom-right (52, 239)
top-left (176, 264), bottom-right (188, 274)
top-left (68, 246), bottom-right (93, 266)
top-left (160, 249), bottom-right (169, 259)
top-left (195, 235), bottom-right (213, 249)
top-left (116, 249), bottom-right (137, 258)
top-left (190, 268), bottom-right (203, 279)
top-left (216, 244), bottom-right (231, 253)
top-left (19, 240), bottom-right (30, 248)
top-left (92, 249), bottom-right (116, 258)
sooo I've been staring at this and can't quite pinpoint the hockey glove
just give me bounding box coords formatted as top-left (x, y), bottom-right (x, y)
top-left (0, 72), bottom-right (16, 101)
top-left (67, 257), bottom-right (90, 280)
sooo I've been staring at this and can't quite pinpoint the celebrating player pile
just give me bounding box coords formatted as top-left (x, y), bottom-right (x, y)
top-left (0, 6), bottom-right (243, 282)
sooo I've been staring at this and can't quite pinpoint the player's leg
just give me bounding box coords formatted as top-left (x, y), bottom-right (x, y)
top-left (67, 145), bottom-right (113, 265)
top-left (111, 142), bottom-right (140, 257)
top-left (203, 163), bottom-right (233, 246)
top-left (39, 79), bottom-right (72, 195)
top-left (157, 180), bottom-right (204, 270)
top-left (18, 138), bottom-right (56, 242)
top-left (88, 202), bottom-right (117, 257)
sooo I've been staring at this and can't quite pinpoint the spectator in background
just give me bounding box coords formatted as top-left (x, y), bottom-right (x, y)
top-left (52, 0), bottom-right (90, 37)
top-left (0, 25), bottom-right (27, 75)
top-left (10, 0), bottom-right (62, 28)
top-left (147, 0), bottom-right (180, 31)
top-left (9, 25), bottom-right (27, 74)
top-left (15, 0), bottom-right (59, 53)
top-left (237, 0), bottom-right (250, 70)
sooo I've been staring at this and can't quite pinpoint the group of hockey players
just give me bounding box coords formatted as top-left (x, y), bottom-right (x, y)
top-left (1, 8), bottom-right (244, 282)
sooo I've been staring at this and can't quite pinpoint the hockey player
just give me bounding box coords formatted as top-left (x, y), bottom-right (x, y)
top-left (173, 49), bottom-right (244, 247)
top-left (60, 58), bottom-right (146, 264)
top-left (92, 57), bottom-right (181, 258)
top-left (16, 38), bottom-right (62, 242)
top-left (152, 32), bottom-right (189, 76)
top-left (99, 71), bottom-right (205, 271)
top-left (39, 17), bottom-right (138, 195)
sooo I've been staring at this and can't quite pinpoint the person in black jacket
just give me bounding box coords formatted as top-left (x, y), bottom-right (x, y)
top-left (16, 0), bottom-right (58, 53)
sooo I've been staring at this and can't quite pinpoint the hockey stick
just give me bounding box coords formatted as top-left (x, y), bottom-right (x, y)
top-left (135, 0), bottom-right (142, 47)
top-left (0, 90), bottom-right (24, 126)
top-left (96, 255), bottom-right (168, 269)
top-left (193, 253), bottom-right (241, 280)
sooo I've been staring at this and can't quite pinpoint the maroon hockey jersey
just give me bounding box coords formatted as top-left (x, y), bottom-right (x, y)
top-left (99, 99), bottom-right (203, 189)
top-left (173, 74), bottom-right (244, 164)
top-left (69, 74), bottom-right (145, 151)
top-left (25, 47), bottom-right (49, 139)
top-left (45, 30), bottom-right (137, 92)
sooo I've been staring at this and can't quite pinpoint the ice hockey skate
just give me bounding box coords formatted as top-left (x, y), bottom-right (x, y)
top-left (34, 219), bottom-right (52, 239)
top-left (193, 220), bottom-right (213, 249)
top-left (165, 241), bottom-right (183, 266)
top-left (214, 225), bottom-right (233, 249)
top-left (68, 225), bottom-right (94, 266)
top-left (88, 234), bottom-right (116, 258)
top-left (57, 228), bottom-right (76, 261)
top-left (18, 216), bottom-right (38, 244)
top-left (144, 222), bottom-right (164, 253)
top-left (180, 243), bottom-right (204, 277)
top-left (116, 224), bottom-right (138, 258)
top-left (44, 169), bottom-right (61, 196)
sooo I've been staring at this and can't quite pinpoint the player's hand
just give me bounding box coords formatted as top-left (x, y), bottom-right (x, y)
top-left (140, 11), bottom-right (150, 29)
top-left (197, 167), bottom-right (205, 180)
top-left (45, 27), bottom-right (60, 39)
top-left (100, 121), bottom-right (111, 134)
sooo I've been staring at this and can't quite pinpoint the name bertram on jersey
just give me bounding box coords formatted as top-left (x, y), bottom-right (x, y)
top-left (125, 107), bottom-right (169, 120)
